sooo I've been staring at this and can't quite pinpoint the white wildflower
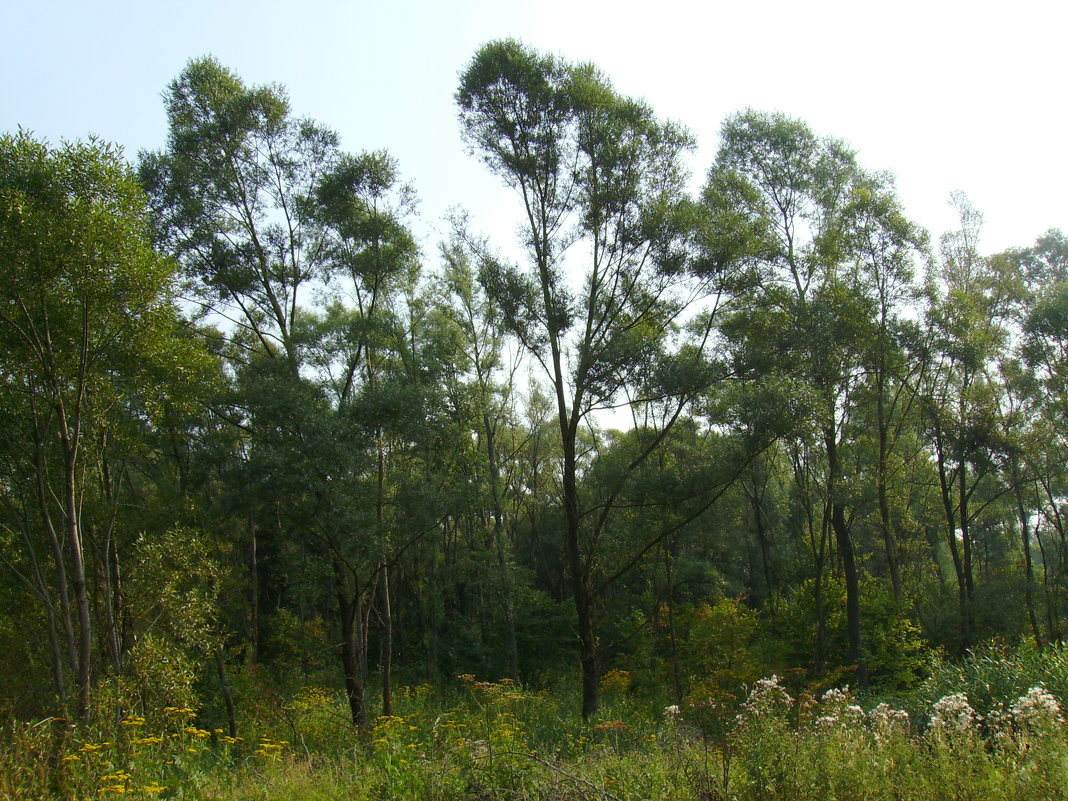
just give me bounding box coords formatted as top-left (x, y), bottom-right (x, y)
top-left (844, 704), bottom-right (866, 725)
top-left (868, 703), bottom-right (909, 744)
top-left (814, 715), bottom-right (839, 733)
top-left (929, 692), bottom-right (978, 737)
top-left (741, 675), bottom-right (793, 719)
top-left (1011, 685), bottom-right (1063, 734)
top-left (820, 687), bottom-right (851, 710)
top-left (663, 704), bottom-right (682, 722)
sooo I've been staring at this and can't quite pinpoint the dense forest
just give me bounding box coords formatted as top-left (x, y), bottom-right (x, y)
top-left (3, 40), bottom-right (1068, 800)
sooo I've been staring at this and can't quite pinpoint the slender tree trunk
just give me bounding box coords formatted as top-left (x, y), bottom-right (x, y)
top-left (747, 476), bottom-right (775, 606)
top-left (33, 433), bottom-right (78, 690)
top-left (380, 562), bottom-right (393, 717)
top-left (562, 432), bottom-right (598, 720)
top-left (814, 550), bottom-right (826, 676)
top-left (248, 519), bottom-right (260, 664)
top-left (874, 330), bottom-right (903, 601)
top-left (664, 544), bottom-right (683, 705)
top-left (23, 528), bottom-right (68, 709)
top-left (825, 426), bottom-right (867, 688)
top-left (45, 602), bottom-right (67, 709)
top-left (64, 448), bottom-right (91, 721)
top-left (876, 399), bottom-right (902, 600)
top-left (102, 536), bottom-right (122, 675)
top-left (934, 427), bottom-right (969, 648)
top-left (376, 440), bottom-right (393, 718)
top-left (484, 416), bottom-right (519, 681)
top-left (957, 455), bottom-right (976, 643)
top-left (334, 560), bottom-right (366, 729)
top-left (1034, 528), bottom-right (1059, 644)
top-left (215, 647), bottom-right (238, 738)
top-left (1011, 465), bottom-right (1043, 651)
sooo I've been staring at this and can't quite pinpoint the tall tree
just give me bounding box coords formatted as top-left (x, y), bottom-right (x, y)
top-left (458, 40), bottom-right (722, 718)
top-left (139, 55), bottom-right (338, 367)
top-left (705, 110), bottom-right (924, 685)
top-left (0, 132), bottom-right (198, 719)
top-left (921, 194), bottom-right (1024, 648)
top-left (438, 227), bottom-right (526, 680)
top-left (142, 57), bottom-right (426, 728)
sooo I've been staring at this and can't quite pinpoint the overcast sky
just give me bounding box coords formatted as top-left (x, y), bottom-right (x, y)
top-left (3, 0), bottom-right (1064, 262)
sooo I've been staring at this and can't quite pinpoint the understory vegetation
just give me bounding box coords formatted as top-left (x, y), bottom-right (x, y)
top-left (5, 650), bottom-right (1068, 800)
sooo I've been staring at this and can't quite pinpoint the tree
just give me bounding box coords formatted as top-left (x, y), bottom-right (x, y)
top-left (139, 55), bottom-right (339, 368)
top-left (705, 110), bottom-right (924, 685)
top-left (458, 40), bottom-right (724, 719)
top-left (142, 58), bottom-right (428, 729)
top-left (921, 194), bottom-right (1024, 648)
top-left (438, 226), bottom-right (526, 680)
top-left (0, 131), bottom-right (198, 719)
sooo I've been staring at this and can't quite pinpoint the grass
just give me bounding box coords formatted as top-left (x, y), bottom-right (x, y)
top-left (4, 667), bottom-right (1068, 800)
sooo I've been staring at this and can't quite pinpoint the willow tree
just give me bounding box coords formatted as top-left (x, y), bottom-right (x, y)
top-left (142, 58), bottom-right (424, 729)
top-left (458, 40), bottom-right (721, 719)
top-left (0, 132), bottom-right (195, 719)
top-left (705, 111), bottom-right (925, 685)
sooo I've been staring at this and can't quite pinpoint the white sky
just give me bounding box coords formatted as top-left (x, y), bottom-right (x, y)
top-left (3, 0), bottom-right (1064, 262)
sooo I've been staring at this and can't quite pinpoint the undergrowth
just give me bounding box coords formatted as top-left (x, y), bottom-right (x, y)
top-left (5, 650), bottom-right (1068, 800)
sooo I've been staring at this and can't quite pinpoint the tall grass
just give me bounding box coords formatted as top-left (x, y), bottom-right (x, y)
top-left (5, 649), bottom-right (1068, 800)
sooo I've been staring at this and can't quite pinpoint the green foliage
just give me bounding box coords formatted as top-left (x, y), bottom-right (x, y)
top-left (6, 44), bottom-right (1068, 801)
top-left (95, 529), bottom-right (228, 719)
top-left (860, 579), bottom-right (929, 693)
top-left (678, 598), bottom-right (762, 734)
top-left (919, 642), bottom-right (1068, 721)
top-left (5, 651), bottom-right (1068, 799)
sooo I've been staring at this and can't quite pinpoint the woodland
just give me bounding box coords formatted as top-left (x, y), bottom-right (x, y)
top-left (3, 40), bottom-right (1068, 800)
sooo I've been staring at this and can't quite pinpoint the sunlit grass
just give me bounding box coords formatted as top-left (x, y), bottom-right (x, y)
top-left (4, 668), bottom-right (1068, 800)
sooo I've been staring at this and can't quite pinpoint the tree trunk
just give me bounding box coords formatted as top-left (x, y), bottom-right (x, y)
top-left (376, 438), bottom-right (393, 719)
top-left (562, 433), bottom-right (598, 720)
top-left (1011, 464), bottom-right (1043, 651)
top-left (664, 544), bottom-right (683, 705)
top-left (825, 428), bottom-right (867, 688)
top-left (876, 395), bottom-right (902, 600)
top-left (215, 647), bottom-right (238, 738)
top-left (934, 427), bottom-right (969, 648)
top-left (334, 560), bottom-right (366, 729)
top-left (957, 455), bottom-right (976, 644)
top-left (380, 562), bottom-right (393, 718)
top-left (66, 463), bottom-right (92, 721)
top-left (102, 536), bottom-right (123, 677)
top-left (33, 431), bottom-right (78, 695)
top-left (248, 519), bottom-right (260, 664)
top-left (746, 473), bottom-right (775, 606)
top-left (485, 415), bottom-right (519, 681)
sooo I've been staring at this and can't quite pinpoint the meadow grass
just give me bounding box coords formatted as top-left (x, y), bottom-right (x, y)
top-left (4, 668), bottom-right (1068, 800)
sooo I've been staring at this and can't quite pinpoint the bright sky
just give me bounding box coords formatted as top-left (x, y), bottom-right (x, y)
top-left (3, 0), bottom-right (1064, 261)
